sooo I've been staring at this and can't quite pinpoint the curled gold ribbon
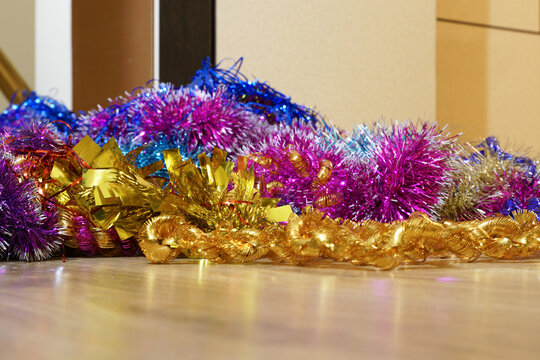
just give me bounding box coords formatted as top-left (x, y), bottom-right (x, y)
top-left (249, 147), bottom-right (345, 212)
top-left (138, 208), bottom-right (540, 270)
top-left (21, 134), bottom-right (538, 267)
top-left (46, 136), bottom-right (167, 253)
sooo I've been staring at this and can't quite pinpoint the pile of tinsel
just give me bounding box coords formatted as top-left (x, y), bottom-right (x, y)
top-left (1, 58), bottom-right (539, 269)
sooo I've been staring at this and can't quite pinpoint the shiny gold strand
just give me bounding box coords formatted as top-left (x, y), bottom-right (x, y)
top-left (56, 210), bottom-right (80, 248)
top-left (265, 180), bottom-right (284, 194)
top-left (138, 207), bottom-right (540, 270)
top-left (50, 137), bottom-right (167, 247)
top-left (250, 153), bottom-right (276, 172)
top-left (56, 209), bottom-right (118, 254)
top-left (251, 147), bottom-right (343, 211)
top-left (47, 139), bottom-right (540, 268)
top-left (311, 159), bottom-right (333, 188)
top-left (138, 144), bottom-right (539, 269)
top-left (314, 193), bottom-right (342, 208)
top-left (161, 147), bottom-right (291, 233)
top-left (285, 146), bottom-right (310, 178)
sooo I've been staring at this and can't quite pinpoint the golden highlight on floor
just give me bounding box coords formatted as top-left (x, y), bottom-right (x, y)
top-left (1, 257), bottom-right (539, 359)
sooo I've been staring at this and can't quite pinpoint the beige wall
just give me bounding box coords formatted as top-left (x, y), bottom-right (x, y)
top-left (2, 1), bottom-right (436, 131)
top-left (438, 0), bottom-right (540, 31)
top-left (437, 0), bottom-right (540, 153)
top-left (216, 0), bottom-right (436, 131)
top-left (0, 0), bottom-right (35, 109)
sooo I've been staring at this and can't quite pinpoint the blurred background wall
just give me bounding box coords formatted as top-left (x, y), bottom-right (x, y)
top-left (216, 0), bottom-right (436, 130)
top-left (437, 0), bottom-right (540, 152)
top-left (0, 0), bottom-right (34, 109)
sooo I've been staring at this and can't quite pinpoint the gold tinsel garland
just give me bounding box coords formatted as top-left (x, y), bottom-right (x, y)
top-left (42, 136), bottom-right (540, 269)
top-left (138, 208), bottom-right (540, 270)
top-left (136, 145), bottom-right (540, 270)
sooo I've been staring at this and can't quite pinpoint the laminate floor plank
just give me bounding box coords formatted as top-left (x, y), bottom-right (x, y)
top-left (1, 257), bottom-right (539, 360)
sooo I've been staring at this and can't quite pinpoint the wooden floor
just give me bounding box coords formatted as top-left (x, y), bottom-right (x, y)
top-left (1, 257), bottom-right (539, 360)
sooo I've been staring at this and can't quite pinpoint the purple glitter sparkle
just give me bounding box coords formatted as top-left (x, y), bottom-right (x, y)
top-left (80, 85), bottom-right (261, 156)
top-left (356, 122), bottom-right (455, 222)
top-left (0, 157), bottom-right (59, 261)
top-left (244, 124), bottom-right (364, 219)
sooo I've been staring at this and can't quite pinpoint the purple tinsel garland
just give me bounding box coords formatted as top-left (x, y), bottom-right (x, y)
top-left (80, 84), bottom-right (266, 169)
top-left (2, 57), bottom-right (540, 262)
top-left (354, 122), bottom-right (456, 222)
top-left (485, 169), bottom-right (540, 216)
top-left (0, 157), bottom-right (59, 261)
top-left (244, 124), bottom-right (363, 219)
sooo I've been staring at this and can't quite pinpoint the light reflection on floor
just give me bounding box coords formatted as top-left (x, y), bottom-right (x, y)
top-left (0, 257), bottom-right (539, 359)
